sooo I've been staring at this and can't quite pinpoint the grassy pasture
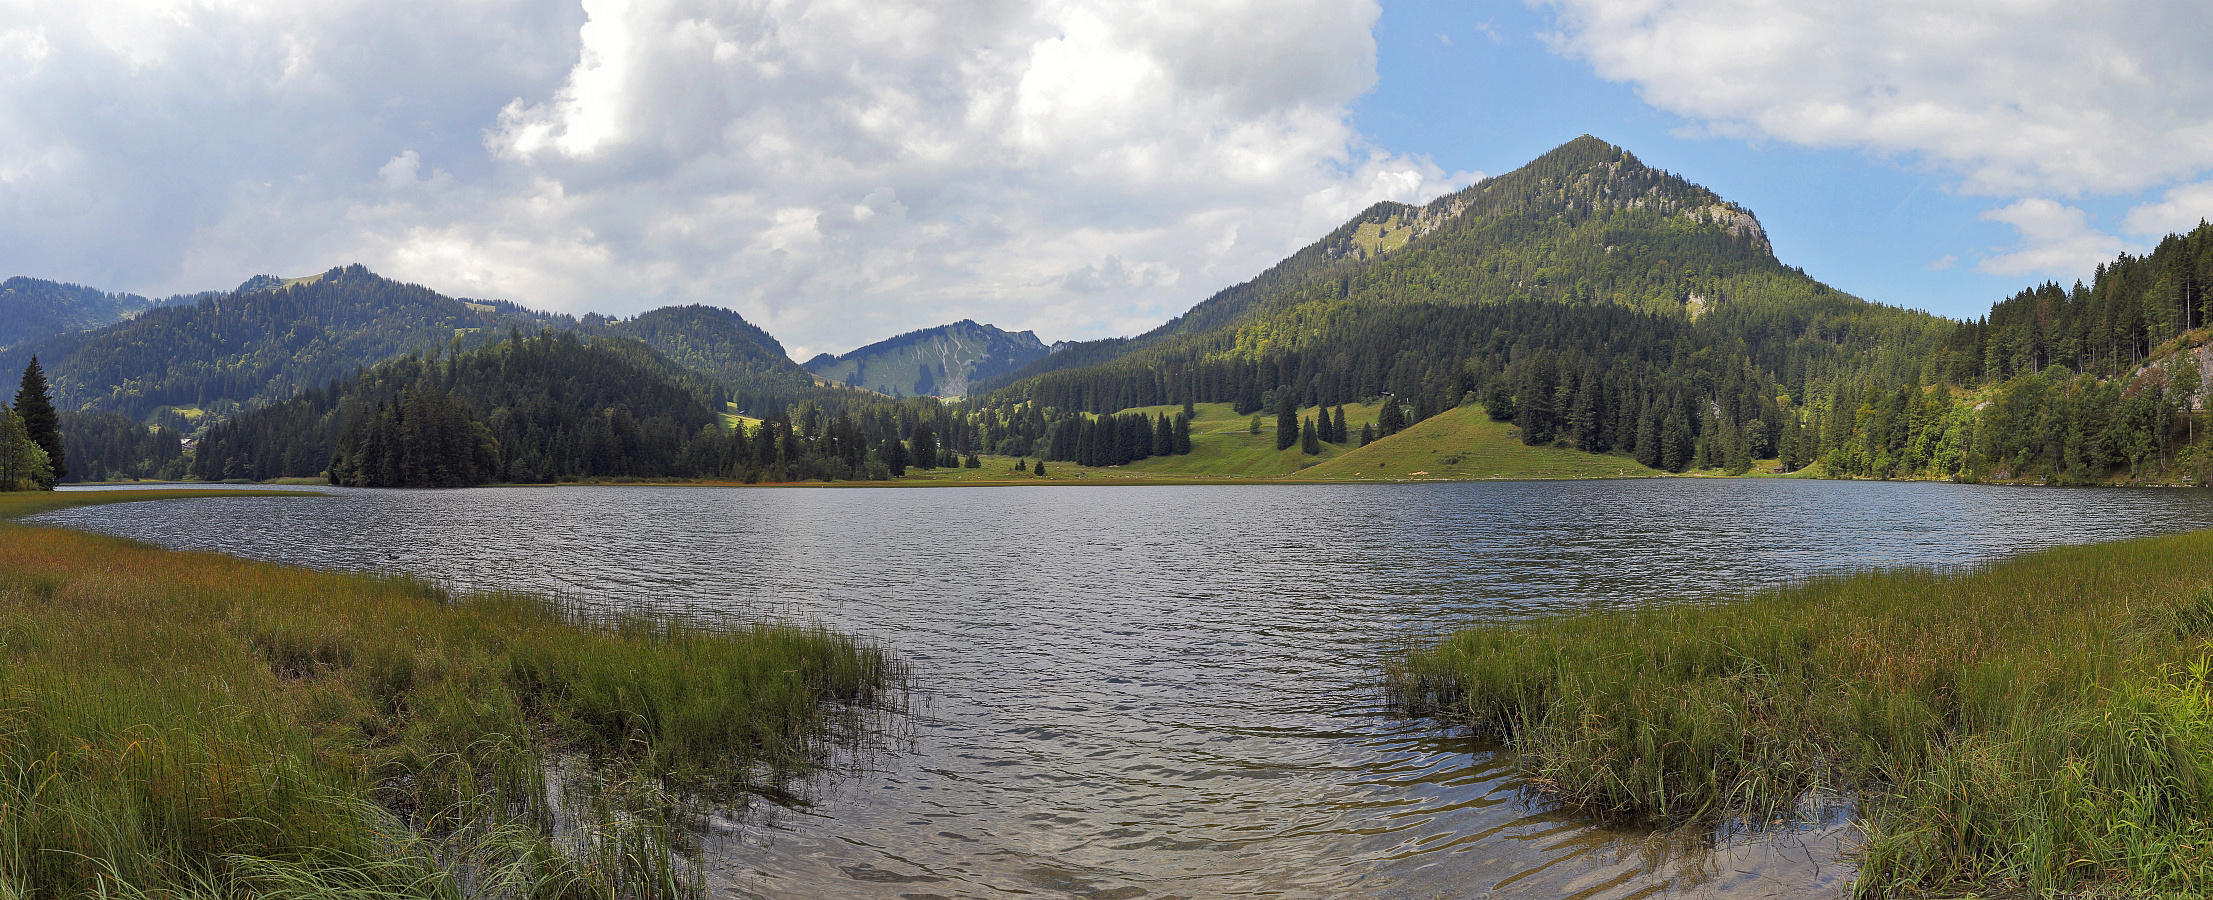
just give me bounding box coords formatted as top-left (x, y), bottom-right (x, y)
top-left (1390, 527), bottom-right (2213, 897)
top-left (0, 490), bottom-right (896, 898)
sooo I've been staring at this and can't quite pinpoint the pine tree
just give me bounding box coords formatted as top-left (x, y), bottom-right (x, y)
top-left (1331, 405), bottom-right (1348, 443)
top-left (1173, 412), bottom-right (1191, 454)
top-left (1183, 399), bottom-right (1196, 420)
top-left (1359, 422), bottom-right (1375, 446)
top-left (1275, 394), bottom-right (1298, 450)
top-left (1033, 459), bottom-right (1045, 476)
top-left (1300, 417), bottom-right (1320, 454)
top-left (12, 358), bottom-right (62, 485)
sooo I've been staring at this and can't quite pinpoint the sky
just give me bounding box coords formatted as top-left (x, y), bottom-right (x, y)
top-left (0, 0), bottom-right (2207, 360)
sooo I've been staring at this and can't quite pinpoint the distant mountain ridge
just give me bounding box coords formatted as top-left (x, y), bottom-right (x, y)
top-left (1, 264), bottom-right (835, 432)
top-left (805, 319), bottom-right (1047, 398)
top-left (0, 277), bottom-right (186, 355)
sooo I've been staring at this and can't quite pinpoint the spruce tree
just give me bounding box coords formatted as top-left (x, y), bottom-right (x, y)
top-left (12, 358), bottom-right (62, 484)
top-left (1360, 422), bottom-right (1375, 446)
top-left (1033, 459), bottom-right (1045, 476)
top-left (1331, 405), bottom-right (1348, 444)
top-left (910, 420), bottom-right (938, 469)
top-left (1275, 394), bottom-right (1298, 450)
top-left (1173, 412), bottom-right (1191, 454)
top-left (1377, 398), bottom-right (1405, 436)
top-left (1300, 417), bottom-right (1320, 454)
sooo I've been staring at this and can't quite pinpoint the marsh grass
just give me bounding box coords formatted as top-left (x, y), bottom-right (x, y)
top-left (1387, 529), bottom-right (2213, 897)
top-left (0, 491), bottom-right (900, 898)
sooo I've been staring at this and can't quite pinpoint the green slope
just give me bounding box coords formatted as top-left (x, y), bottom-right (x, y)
top-left (1301, 404), bottom-right (1660, 480)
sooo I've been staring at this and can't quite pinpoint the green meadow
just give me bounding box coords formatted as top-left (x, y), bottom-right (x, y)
top-left (0, 490), bottom-right (897, 899)
top-left (1390, 528), bottom-right (2213, 898)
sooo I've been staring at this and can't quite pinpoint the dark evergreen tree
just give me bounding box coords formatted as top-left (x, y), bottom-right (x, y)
top-left (1359, 422), bottom-right (1376, 446)
top-left (1033, 459), bottom-right (1045, 476)
top-left (1377, 397), bottom-right (1406, 436)
top-left (910, 420), bottom-right (938, 469)
top-left (1331, 405), bottom-right (1348, 443)
top-left (1300, 416), bottom-right (1321, 454)
top-left (12, 357), bottom-right (62, 484)
top-left (1275, 393), bottom-right (1298, 450)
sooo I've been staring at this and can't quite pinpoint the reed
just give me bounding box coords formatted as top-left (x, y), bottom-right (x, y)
top-left (1388, 529), bottom-right (2213, 897)
top-left (0, 490), bottom-right (899, 898)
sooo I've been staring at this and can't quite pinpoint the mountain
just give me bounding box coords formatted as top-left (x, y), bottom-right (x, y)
top-left (805, 320), bottom-right (1047, 398)
top-left (580, 304), bottom-right (823, 414)
top-left (2, 264), bottom-right (849, 434)
top-left (3, 265), bottom-right (560, 427)
top-left (0, 277), bottom-right (179, 355)
top-left (961, 135), bottom-right (1952, 474)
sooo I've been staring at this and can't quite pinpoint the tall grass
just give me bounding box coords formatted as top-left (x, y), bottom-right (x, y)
top-left (0, 491), bottom-right (900, 898)
top-left (1387, 530), bottom-right (2213, 897)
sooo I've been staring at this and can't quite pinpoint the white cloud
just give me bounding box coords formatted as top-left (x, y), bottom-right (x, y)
top-left (0, 0), bottom-right (1472, 357)
top-left (1537, 0), bottom-right (2213, 198)
top-left (1975, 199), bottom-right (2127, 278)
top-left (2124, 181), bottom-right (2213, 237)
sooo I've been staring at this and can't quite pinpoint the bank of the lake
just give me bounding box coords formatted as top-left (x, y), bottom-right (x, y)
top-left (1391, 527), bottom-right (2213, 898)
top-left (0, 490), bottom-right (897, 898)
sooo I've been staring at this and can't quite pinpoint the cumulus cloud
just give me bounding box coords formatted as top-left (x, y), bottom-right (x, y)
top-left (1536, 0), bottom-right (2213, 279)
top-left (2123, 181), bottom-right (2213, 237)
top-left (1975, 199), bottom-right (2127, 278)
top-left (1538, 0), bottom-right (2213, 197)
top-left (0, 0), bottom-right (1469, 358)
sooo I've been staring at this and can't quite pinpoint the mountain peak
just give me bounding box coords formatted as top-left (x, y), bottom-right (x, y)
top-left (806, 320), bottom-right (1049, 398)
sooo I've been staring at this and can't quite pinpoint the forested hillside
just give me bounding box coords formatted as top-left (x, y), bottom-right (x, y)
top-left (15, 265), bottom-right (554, 426)
top-left (580, 304), bottom-right (826, 413)
top-left (1802, 220), bottom-right (2213, 484)
top-left (805, 319), bottom-right (1047, 397)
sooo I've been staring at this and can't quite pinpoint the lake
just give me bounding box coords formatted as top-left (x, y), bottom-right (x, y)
top-left (38, 478), bottom-right (2213, 899)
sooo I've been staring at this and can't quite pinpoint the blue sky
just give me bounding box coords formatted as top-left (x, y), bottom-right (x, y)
top-left (0, 0), bottom-right (2204, 356)
top-left (1356, 2), bottom-right (2194, 322)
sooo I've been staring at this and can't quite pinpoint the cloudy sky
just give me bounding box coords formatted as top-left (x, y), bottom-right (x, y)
top-left (1, 1), bottom-right (2207, 359)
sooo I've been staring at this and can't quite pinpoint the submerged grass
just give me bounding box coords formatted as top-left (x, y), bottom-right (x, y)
top-left (0, 490), bottom-right (899, 899)
top-left (1387, 529), bottom-right (2213, 898)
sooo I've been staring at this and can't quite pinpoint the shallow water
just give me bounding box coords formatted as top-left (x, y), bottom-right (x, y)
top-left (40, 479), bottom-right (2213, 898)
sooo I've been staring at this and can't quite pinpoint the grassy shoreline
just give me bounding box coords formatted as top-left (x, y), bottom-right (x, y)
top-left (1388, 528), bottom-right (2213, 898)
top-left (0, 490), bottom-right (899, 898)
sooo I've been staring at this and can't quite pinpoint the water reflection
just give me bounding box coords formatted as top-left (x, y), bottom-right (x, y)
top-left (39, 479), bottom-right (2213, 898)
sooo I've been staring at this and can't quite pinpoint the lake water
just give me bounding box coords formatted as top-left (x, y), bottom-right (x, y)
top-left (38, 479), bottom-right (2213, 899)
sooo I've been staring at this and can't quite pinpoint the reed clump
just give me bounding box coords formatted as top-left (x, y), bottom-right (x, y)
top-left (0, 491), bottom-right (899, 899)
top-left (1388, 529), bottom-right (2213, 898)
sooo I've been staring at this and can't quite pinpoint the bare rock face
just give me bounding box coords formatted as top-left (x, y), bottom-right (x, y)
top-left (1688, 204), bottom-right (1773, 255)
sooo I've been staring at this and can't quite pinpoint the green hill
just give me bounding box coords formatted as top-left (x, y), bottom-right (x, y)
top-left (1300, 404), bottom-right (1659, 480)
